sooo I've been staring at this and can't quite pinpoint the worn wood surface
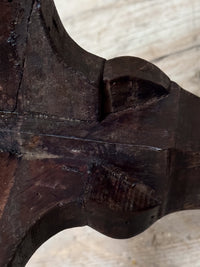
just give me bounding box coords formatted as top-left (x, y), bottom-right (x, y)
top-left (57, 0), bottom-right (200, 95)
top-left (27, 211), bottom-right (200, 267)
top-left (24, 0), bottom-right (200, 266)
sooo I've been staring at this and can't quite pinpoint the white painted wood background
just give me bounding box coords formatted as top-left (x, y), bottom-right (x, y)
top-left (27, 0), bottom-right (200, 266)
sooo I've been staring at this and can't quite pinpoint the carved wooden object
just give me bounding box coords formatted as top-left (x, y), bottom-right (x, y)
top-left (0, 0), bottom-right (200, 266)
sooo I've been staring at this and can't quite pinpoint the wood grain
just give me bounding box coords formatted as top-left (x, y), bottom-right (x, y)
top-left (27, 211), bottom-right (200, 267)
top-left (27, 0), bottom-right (200, 266)
top-left (55, 0), bottom-right (200, 95)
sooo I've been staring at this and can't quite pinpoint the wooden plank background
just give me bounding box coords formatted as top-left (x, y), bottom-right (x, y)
top-left (27, 0), bottom-right (200, 266)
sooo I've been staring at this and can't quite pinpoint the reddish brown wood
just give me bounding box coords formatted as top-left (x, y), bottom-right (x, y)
top-left (1, 0), bottom-right (200, 266)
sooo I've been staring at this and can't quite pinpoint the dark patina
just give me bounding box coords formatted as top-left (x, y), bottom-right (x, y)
top-left (0, 1), bottom-right (200, 266)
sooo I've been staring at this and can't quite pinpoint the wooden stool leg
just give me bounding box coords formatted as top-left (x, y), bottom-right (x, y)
top-left (1, 1), bottom-right (200, 266)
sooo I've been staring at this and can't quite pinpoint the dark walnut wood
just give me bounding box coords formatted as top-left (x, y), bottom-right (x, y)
top-left (0, 0), bottom-right (200, 266)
